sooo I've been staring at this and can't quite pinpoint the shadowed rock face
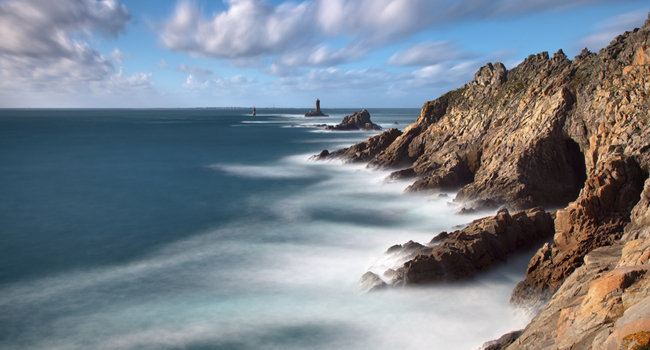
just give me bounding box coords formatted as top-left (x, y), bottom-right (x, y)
top-left (511, 156), bottom-right (645, 303)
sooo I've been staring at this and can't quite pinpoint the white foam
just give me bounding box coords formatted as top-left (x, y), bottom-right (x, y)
top-left (0, 150), bottom-right (531, 350)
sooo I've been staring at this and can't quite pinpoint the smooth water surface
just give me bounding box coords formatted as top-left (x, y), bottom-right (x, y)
top-left (0, 108), bottom-right (530, 349)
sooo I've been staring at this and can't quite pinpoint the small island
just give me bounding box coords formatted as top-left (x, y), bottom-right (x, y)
top-left (304, 99), bottom-right (328, 117)
top-left (325, 109), bottom-right (381, 131)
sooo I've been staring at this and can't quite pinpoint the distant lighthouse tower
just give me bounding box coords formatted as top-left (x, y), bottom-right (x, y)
top-left (305, 98), bottom-right (328, 117)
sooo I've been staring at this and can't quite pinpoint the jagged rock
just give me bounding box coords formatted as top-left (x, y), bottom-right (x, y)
top-left (385, 240), bottom-right (425, 254)
top-left (429, 231), bottom-right (448, 244)
top-left (472, 62), bottom-right (507, 88)
top-left (310, 149), bottom-right (330, 160)
top-left (328, 17), bottom-right (649, 211)
top-left (507, 170), bottom-right (650, 349)
top-left (507, 232), bottom-right (650, 349)
top-left (481, 330), bottom-right (522, 350)
top-left (325, 109), bottom-right (381, 131)
top-left (456, 198), bottom-right (503, 214)
top-left (384, 240), bottom-right (432, 264)
top-left (387, 168), bottom-right (416, 180)
top-left (391, 208), bottom-right (554, 285)
top-left (314, 128), bottom-right (402, 163)
top-left (359, 271), bottom-right (387, 292)
top-left (330, 13), bottom-right (650, 349)
top-left (511, 156), bottom-right (645, 303)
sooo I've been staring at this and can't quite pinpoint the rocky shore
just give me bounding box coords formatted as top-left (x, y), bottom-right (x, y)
top-left (319, 13), bottom-right (650, 349)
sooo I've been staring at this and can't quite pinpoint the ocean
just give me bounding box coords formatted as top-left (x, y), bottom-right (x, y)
top-left (0, 108), bottom-right (531, 349)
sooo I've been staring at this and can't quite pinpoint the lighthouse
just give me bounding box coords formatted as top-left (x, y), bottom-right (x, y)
top-left (305, 98), bottom-right (328, 117)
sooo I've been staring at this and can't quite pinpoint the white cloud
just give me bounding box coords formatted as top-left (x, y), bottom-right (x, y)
top-left (0, 0), bottom-right (135, 92)
top-left (276, 67), bottom-right (392, 91)
top-left (266, 63), bottom-right (302, 77)
top-left (160, 0), bottom-right (313, 59)
top-left (0, 0), bottom-right (130, 57)
top-left (279, 43), bottom-right (368, 67)
top-left (0, 0), bottom-right (164, 107)
top-left (389, 41), bottom-right (470, 66)
top-left (183, 73), bottom-right (255, 90)
top-left (177, 63), bottom-right (213, 77)
top-left (579, 9), bottom-right (649, 50)
top-left (403, 61), bottom-right (480, 88)
top-left (159, 0), bottom-right (627, 68)
top-left (111, 48), bottom-right (127, 64)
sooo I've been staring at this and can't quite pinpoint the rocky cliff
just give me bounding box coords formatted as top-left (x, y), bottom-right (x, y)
top-left (320, 13), bottom-right (650, 350)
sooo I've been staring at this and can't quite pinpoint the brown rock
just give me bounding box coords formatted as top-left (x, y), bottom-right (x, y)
top-left (391, 207), bottom-right (554, 285)
top-left (507, 231), bottom-right (650, 350)
top-left (511, 156), bottom-right (645, 303)
top-left (325, 109), bottom-right (381, 131)
top-left (315, 128), bottom-right (402, 163)
top-left (481, 330), bottom-right (522, 350)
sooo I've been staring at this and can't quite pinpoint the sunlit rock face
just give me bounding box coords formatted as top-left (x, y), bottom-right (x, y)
top-left (325, 12), bottom-right (650, 350)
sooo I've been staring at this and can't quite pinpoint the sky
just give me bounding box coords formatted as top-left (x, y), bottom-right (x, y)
top-left (0, 0), bottom-right (648, 108)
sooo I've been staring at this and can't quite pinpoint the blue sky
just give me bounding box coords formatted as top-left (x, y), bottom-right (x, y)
top-left (0, 0), bottom-right (648, 108)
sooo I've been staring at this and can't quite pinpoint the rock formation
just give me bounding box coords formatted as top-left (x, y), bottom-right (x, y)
top-left (312, 128), bottom-right (402, 163)
top-left (389, 208), bottom-right (554, 285)
top-left (316, 12), bottom-right (650, 350)
top-left (325, 109), bottom-right (381, 131)
top-left (305, 98), bottom-right (328, 117)
top-left (481, 330), bottom-right (523, 350)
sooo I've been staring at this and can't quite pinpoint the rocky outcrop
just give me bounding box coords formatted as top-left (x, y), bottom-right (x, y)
top-left (359, 271), bottom-right (387, 292)
top-left (313, 128), bottom-right (402, 163)
top-left (389, 208), bottom-right (554, 285)
top-left (506, 202), bottom-right (650, 349)
top-left (481, 330), bottom-right (523, 350)
top-left (327, 16), bottom-right (649, 212)
top-left (511, 156), bottom-right (645, 303)
top-left (325, 109), bottom-right (381, 131)
top-left (330, 12), bottom-right (650, 350)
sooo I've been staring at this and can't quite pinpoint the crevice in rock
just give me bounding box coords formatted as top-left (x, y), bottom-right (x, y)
top-left (564, 138), bottom-right (588, 202)
top-left (515, 135), bottom-right (588, 208)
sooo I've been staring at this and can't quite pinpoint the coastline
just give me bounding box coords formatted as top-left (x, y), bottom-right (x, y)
top-left (318, 13), bottom-right (650, 349)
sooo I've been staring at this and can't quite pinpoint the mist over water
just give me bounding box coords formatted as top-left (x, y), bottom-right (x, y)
top-left (0, 108), bottom-right (531, 349)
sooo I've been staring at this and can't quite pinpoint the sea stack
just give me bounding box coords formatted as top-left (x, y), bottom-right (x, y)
top-left (305, 99), bottom-right (328, 117)
top-left (325, 109), bottom-right (381, 131)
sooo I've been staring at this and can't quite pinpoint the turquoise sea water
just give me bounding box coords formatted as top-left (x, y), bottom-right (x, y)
top-left (0, 108), bottom-right (531, 349)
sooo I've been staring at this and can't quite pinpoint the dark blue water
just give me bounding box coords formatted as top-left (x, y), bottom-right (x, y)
top-left (0, 108), bottom-right (329, 283)
top-left (0, 108), bottom-right (530, 350)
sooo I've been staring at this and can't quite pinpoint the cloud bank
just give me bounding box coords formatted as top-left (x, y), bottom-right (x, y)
top-left (160, 0), bottom-right (629, 67)
top-left (0, 0), bottom-right (157, 106)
